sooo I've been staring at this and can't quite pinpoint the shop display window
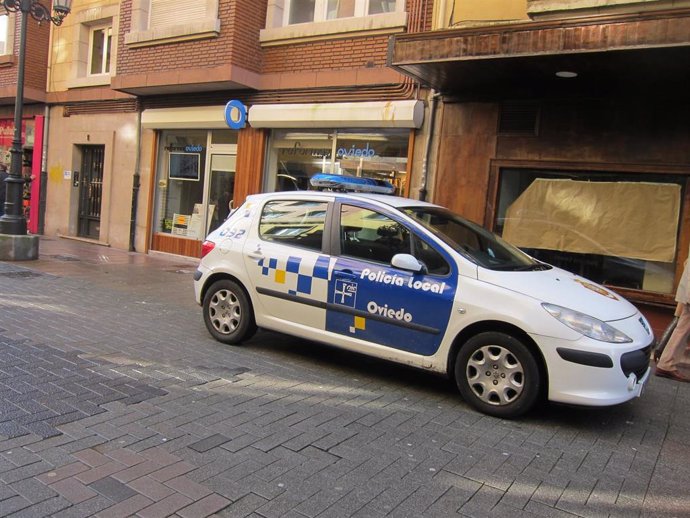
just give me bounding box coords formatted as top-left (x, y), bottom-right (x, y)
top-left (152, 130), bottom-right (237, 245)
top-left (266, 128), bottom-right (409, 196)
top-left (153, 131), bottom-right (207, 239)
top-left (495, 168), bottom-right (685, 294)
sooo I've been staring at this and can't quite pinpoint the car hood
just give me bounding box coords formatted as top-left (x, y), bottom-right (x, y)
top-left (477, 266), bottom-right (638, 321)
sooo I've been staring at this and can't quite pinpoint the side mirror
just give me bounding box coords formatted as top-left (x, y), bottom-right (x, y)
top-left (391, 253), bottom-right (425, 273)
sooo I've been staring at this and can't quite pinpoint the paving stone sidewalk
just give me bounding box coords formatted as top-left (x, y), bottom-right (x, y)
top-left (0, 237), bottom-right (689, 517)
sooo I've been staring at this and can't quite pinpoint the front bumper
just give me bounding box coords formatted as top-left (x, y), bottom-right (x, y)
top-left (534, 318), bottom-right (653, 406)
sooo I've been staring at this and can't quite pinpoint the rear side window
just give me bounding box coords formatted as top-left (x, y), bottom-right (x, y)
top-left (259, 200), bottom-right (327, 251)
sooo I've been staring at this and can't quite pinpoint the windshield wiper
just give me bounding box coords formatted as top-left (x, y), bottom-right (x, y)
top-left (490, 263), bottom-right (551, 271)
top-left (514, 263), bottom-right (551, 271)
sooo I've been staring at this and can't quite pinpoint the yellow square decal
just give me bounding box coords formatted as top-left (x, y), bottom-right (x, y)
top-left (275, 269), bottom-right (286, 284)
top-left (354, 316), bottom-right (366, 330)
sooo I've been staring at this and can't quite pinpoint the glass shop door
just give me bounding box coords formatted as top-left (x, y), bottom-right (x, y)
top-left (206, 153), bottom-right (237, 235)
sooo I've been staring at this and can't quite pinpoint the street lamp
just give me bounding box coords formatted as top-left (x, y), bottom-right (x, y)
top-left (0, 0), bottom-right (70, 241)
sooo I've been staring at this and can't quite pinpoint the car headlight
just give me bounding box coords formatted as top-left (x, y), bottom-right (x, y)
top-left (542, 303), bottom-right (632, 343)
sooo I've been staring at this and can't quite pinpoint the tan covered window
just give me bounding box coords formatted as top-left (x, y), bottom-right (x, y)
top-left (495, 169), bottom-right (685, 295)
top-left (502, 179), bottom-right (680, 262)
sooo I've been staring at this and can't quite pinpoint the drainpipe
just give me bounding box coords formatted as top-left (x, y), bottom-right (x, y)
top-left (419, 90), bottom-right (440, 202)
top-left (129, 107), bottom-right (141, 252)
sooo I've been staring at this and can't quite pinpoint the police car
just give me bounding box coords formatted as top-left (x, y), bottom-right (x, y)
top-left (193, 186), bottom-right (652, 418)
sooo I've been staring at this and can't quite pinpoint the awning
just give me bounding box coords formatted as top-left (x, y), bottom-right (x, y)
top-left (388, 10), bottom-right (690, 99)
top-left (142, 106), bottom-right (228, 129)
top-left (248, 100), bottom-right (424, 129)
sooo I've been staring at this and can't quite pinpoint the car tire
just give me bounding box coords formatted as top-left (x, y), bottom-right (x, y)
top-left (455, 332), bottom-right (540, 418)
top-left (203, 279), bottom-right (257, 345)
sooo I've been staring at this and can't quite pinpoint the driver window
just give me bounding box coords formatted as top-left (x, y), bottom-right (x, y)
top-left (340, 205), bottom-right (410, 264)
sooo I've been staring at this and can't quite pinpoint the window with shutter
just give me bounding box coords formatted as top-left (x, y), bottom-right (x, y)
top-left (149, 0), bottom-right (207, 29)
top-left (125, 0), bottom-right (220, 47)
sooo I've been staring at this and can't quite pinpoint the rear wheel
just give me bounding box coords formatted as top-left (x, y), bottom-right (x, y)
top-left (203, 279), bottom-right (256, 345)
top-left (455, 332), bottom-right (540, 418)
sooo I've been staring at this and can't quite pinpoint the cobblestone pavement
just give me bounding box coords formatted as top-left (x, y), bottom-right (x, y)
top-left (1, 236), bottom-right (689, 518)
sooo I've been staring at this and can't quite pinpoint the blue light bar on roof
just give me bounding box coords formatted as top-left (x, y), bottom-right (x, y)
top-left (309, 174), bottom-right (395, 194)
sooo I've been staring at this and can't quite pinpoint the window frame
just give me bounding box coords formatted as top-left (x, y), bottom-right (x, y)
top-left (0, 13), bottom-right (15, 59)
top-left (265, 128), bottom-right (411, 198)
top-left (282, 0), bottom-right (399, 25)
top-left (65, 5), bottom-right (118, 90)
top-left (336, 202), bottom-right (451, 275)
top-left (259, 199), bottom-right (329, 252)
top-left (0, 14), bottom-right (8, 55)
top-left (125, 0), bottom-right (220, 47)
top-left (87, 24), bottom-right (112, 76)
top-left (262, 0), bottom-right (406, 44)
top-left (486, 159), bottom-right (690, 306)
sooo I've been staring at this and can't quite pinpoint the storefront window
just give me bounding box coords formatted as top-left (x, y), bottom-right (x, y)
top-left (266, 128), bottom-right (409, 196)
top-left (152, 129), bottom-right (238, 244)
top-left (0, 118), bottom-right (34, 164)
top-left (495, 168), bottom-right (685, 294)
top-left (154, 130), bottom-right (207, 239)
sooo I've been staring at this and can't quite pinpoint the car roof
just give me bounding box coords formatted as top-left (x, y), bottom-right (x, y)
top-left (246, 190), bottom-right (440, 210)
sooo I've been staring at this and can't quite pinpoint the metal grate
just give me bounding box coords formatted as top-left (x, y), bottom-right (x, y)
top-left (0, 271), bottom-right (44, 279)
top-left (46, 254), bottom-right (81, 262)
top-left (78, 145), bottom-right (106, 239)
top-left (499, 102), bottom-right (540, 135)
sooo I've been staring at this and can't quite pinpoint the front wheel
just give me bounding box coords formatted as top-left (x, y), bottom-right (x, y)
top-left (454, 332), bottom-right (541, 418)
top-left (202, 279), bottom-right (257, 345)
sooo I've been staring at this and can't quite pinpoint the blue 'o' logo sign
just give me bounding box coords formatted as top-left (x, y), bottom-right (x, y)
top-left (225, 100), bottom-right (247, 129)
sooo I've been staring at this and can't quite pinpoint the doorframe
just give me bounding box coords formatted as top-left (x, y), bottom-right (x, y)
top-left (202, 139), bottom-right (237, 237)
top-left (77, 144), bottom-right (106, 240)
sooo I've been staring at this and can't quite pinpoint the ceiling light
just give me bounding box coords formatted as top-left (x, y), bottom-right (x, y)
top-left (556, 71), bottom-right (578, 78)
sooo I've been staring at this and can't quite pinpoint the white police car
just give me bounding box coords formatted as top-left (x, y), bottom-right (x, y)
top-left (193, 189), bottom-right (652, 418)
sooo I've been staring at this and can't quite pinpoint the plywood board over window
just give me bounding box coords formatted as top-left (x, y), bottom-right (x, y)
top-left (502, 179), bottom-right (681, 263)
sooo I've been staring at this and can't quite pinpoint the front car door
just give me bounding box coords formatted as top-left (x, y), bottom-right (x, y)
top-left (326, 201), bottom-right (457, 356)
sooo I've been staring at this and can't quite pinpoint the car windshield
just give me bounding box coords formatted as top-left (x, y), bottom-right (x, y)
top-left (402, 206), bottom-right (550, 271)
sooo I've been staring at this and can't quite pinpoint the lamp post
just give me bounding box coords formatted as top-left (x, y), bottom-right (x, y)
top-left (0, 0), bottom-right (70, 244)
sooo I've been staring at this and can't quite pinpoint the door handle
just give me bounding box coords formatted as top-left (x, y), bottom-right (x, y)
top-left (247, 245), bottom-right (263, 260)
top-left (335, 269), bottom-right (356, 279)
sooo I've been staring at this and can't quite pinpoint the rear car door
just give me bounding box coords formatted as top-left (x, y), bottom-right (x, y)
top-left (242, 197), bottom-right (333, 329)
